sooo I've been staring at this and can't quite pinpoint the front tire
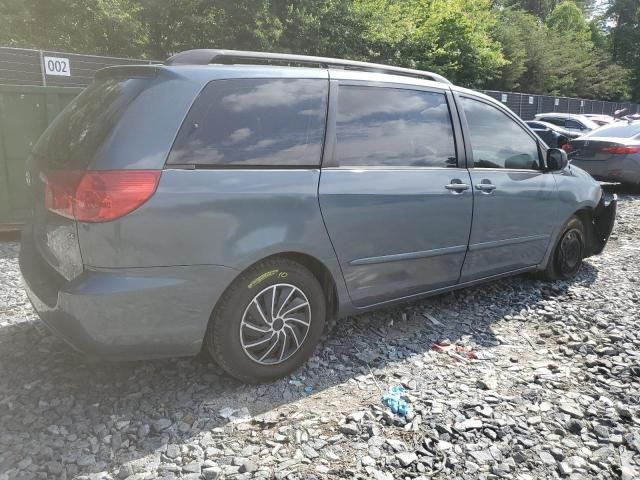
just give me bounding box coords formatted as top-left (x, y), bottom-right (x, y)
top-left (206, 258), bottom-right (326, 383)
top-left (540, 216), bottom-right (586, 281)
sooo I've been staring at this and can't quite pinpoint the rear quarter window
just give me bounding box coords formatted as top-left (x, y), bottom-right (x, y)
top-left (167, 78), bottom-right (328, 167)
top-left (33, 76), bottom-right (151, 170)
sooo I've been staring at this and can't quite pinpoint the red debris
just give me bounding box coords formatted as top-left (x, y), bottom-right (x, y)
top-left (432, 342), bottom-right (478, 360)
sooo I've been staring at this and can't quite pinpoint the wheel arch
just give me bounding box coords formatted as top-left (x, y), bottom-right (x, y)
top-left (573, 206), bottom-right (597, 257)
top-left (268, 252), bottom-right (340, 326)
top-left (539, 204), bottom-right (594, 274)
top-left (206, 251), bottom-right (342, 338)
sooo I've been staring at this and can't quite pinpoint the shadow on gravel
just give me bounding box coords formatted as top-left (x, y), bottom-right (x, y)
top-left (0, 256), bottom-right (598, 477)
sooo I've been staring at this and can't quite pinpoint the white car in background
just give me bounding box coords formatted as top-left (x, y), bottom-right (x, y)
top-left (584, 114), bottom-right (616, 126)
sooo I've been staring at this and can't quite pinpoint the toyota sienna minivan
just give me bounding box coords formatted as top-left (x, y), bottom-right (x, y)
top-left (20, 50), bottom-right (617, 383)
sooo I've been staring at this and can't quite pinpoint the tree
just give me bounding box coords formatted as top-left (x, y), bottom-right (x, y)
top-left (0, 0), bottom-right (145, 56)
top-left (0, 0), bottom-right (636, 101)
top-left (269, 0), bottom-right (370, 59)
top-left (353, 0), bottom-right (506, 87)
top-left (498, 0), bottom-right (595, 19)
top-left (608, 0), bottom-right (640, 100)
top-left (491, 8), bottom-right (542, 91)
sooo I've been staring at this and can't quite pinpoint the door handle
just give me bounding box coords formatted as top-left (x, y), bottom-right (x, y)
top-left (476, 182), bottom-right (496, 193)
top-left (445, 182), bottom-right (470, 192)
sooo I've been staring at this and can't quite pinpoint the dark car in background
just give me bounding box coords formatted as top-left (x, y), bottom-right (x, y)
top-left (526, 121), bottom-right (571, 150)
top-left (568, 122), bottom-right (640, 187)
top-left (534, 113), bottom-right (600, 137)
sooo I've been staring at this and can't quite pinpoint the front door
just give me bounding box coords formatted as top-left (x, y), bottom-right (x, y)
top-left (319, 81), bottom-right (473, 307)
top-left (457, 94), bottom-right (559, 282)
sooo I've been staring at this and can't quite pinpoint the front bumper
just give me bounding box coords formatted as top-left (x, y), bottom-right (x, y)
top-left (589, 193), bottom-right (617, 256)
top-left (19, 227), bottom-right (238, 360)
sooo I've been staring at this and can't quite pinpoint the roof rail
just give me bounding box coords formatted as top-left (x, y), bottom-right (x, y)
top-left (165, 49), bottom-right (451, 85)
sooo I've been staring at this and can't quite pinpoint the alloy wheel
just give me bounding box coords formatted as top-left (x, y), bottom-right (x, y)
top-left (239, 283), bottom-right (312, 365)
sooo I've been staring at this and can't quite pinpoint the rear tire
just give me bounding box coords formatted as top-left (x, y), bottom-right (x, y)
top-left (539, 216), bottom-right (585, 281)
top-left (206, 258), bottom-right (326, 383)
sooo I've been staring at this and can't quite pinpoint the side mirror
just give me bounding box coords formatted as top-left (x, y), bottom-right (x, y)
top-left (546, 148), bottom-right (568, 171)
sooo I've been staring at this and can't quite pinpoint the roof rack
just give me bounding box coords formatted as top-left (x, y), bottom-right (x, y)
top-left (165, 49), bottom-right (451, 85)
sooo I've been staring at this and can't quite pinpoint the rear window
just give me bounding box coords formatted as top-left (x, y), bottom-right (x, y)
top-left (585, 123), bottom-right (640, 138)
top-left (33, 76), bottom-right (151, 170)
top-left (167, 78), bottom-right (328, 167)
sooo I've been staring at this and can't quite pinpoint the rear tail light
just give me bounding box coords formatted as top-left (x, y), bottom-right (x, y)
top-left (601, 145), bottom-right (640, 155)
top-left (44, 170), bottom-right (161, 222)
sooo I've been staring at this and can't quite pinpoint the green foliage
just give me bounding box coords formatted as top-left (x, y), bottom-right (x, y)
top-left (608, 0), bottom-right (640, 100)
top-left (489, 1), bottom-right (635, 101)
top-left (500, 0), bottom-right (560, 19)
top-left (491, 8), bottom-right (541, 91)
top-left (0, 0), bottom-right (637, 101)
top-left (499, 0), bottom-right (596, 19)
top-left (0, 0), bottom-right (145, 56)
top-left (353, 0), bottom-right (506, 86)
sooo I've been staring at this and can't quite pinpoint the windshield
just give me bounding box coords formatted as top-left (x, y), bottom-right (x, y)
top-left (33, 75), bottom-right (151, 170)
top-left (585, 122), bottom-right (640, 138)
top-left (577, 117), bottom-right (600, 130)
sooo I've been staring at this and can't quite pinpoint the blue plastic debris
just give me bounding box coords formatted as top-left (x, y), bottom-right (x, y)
top-left (304, 385), bottom-right (313, 394)
top-left (382, 385), bottom-right (411, 417)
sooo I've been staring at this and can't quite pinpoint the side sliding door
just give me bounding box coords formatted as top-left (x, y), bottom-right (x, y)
top-left (319, 76), bottom-right (473, 307)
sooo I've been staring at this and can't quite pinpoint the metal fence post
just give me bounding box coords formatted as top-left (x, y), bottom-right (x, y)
top-left (518, 94), bottom-right (523, 118)
top-left (38, 50), bottom-right (47, 87)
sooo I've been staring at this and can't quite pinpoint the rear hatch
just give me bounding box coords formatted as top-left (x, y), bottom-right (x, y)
top-left (26, 69), bottom-right (155, 281)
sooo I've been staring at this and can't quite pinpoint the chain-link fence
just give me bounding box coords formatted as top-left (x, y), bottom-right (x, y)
top-left (478, 89), bottom-right (640, 120)
top-left (1, 47), bottom-right (639, 118)
top-left (0, 47), bottom-right (155, 88)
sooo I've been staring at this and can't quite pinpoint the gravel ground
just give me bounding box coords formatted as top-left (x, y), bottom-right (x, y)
top-left (1, 187), bottom-right (639, 480)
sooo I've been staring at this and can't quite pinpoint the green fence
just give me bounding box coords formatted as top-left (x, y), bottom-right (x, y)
top-left (0, 84), bottom-right (82, 227)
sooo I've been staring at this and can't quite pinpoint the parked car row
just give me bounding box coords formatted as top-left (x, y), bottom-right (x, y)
top-left (20, 50), bottom-right (618, 382)
top-left (525, 111), bottom-right (640, 188)
top-left (568, 121), bottom-right (640, 187)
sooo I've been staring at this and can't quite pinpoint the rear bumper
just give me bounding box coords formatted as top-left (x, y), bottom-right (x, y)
top-left (19, 227), bottom-right (238, 360)
top-left (589, 194), bottom-right (617, 256)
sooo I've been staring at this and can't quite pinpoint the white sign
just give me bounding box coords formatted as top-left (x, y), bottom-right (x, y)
top-left (529, 96), bottom-right (534, 105)
top-left (44, 56), bottom-right (71, 76)
top-left (580, 100), bottom-right (584, 107)
top-left (554, 98), bottom-right (560, 106)
top-left (501, 93), bottom-right (508, 103)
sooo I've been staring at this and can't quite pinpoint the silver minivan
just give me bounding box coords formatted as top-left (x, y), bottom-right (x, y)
top-left (20, 50), bottom-right (617, 382)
